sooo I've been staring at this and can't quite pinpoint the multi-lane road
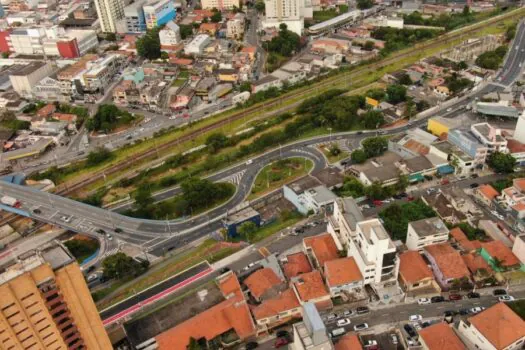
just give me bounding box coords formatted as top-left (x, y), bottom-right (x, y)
top-left (1, 20), bottom-right (524, 258)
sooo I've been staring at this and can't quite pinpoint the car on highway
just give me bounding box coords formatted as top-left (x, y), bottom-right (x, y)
top-left (467, 292), bottom-right (480, 299)
top-left (325, 313), bottom-right (337, 322)
top-left (356, 306), bottom-right (369, 315)
top-left (470, 307), bottom-right (485, 314)
top-left (409, 315), bottom-right (423, 322)
top-left (417, 298), bottom-right (431, 305)
top-left (431, 296), bottom-right (445, 303)
top-left (493, 289), bottom-right (507, 296)
top-left (106, 234), bottom-right (113, 241)
top-left (32, 208), bottom-right (41, 214)
top-left (449, 294), bottom-right (462, 301)
top-left (246, 159), bottom-right (253, 165)
top-left (96, 229), bottom-right (106, 234)
top-left (61, 215), bottom-right (71, 223)
top-left (499, 295), bottom-right (515, 302)
top-left (337, 318), bottom-right (351, 327)
top-left (403, 324), bottom-right (417, 338)
top-left (353, 323), bottom-right (369, 331)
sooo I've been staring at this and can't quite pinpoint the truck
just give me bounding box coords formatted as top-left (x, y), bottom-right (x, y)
top-left (1, 196), bottom-right (21, 208)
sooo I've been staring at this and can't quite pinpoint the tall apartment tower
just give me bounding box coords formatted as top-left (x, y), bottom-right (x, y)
top-left (263, 0), bottom-right (304, 35)
top-left (94, 0), bottom-right (125, 33)
top-left (0, 242), bottom-right (112, 349)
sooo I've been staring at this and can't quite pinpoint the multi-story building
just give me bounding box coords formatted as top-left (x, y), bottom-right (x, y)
top-left (291, 303), bottom-right (334, 350)
top-left (80, 54), bottom-right (126, 93)
top-left (159, 20), bottom-right (181, 50)
top-left (263, 0), bottom-right (304, 35)
top-left (10, 61), bottom-right (55, 99)
top-left (94, 0), bottom-right (125, 33)
top-left (184, 34), bottom-right (211, 55)
top-left (0, 241), bottom-right (112, 349)
top-left (406, 217), bottom-right (449, 251)
top-left (124, 0), bottom-right (147, 33)
top-left (227, 13), bottom-right (245, 39)
top-left (447, 128), bottom-right (488, 170)
top-left (143, 0), bottom-right (176, 29)
top-left (201, 0), bottom-right (239, 10)
top-left (470, 123), bottom-right (508, 154)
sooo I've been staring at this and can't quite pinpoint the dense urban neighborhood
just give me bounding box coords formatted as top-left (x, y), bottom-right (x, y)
top-left (1, 0), bottom-right (525, 348)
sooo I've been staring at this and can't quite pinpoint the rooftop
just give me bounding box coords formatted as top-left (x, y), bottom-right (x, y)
top-left (312, 167), bottom-right (344, 188)
top-left (217, 271), bottom-right (243, 299)
top-left (293, 270), bottom-right (329, 302)
top-left (419, 322), bottom-right (465, 350)
top-left (252, 289), bottom-right (300, 320)
top-left (11, 61), bottom-right (48, 76)
top-left (402, 155), bottom-right (434, 173)
top-left (337, 197), bottom-right (364, 231)
top-left (409, 217), bottom-right (449, 237)
top-left (478, 184), bottom-right (499, 201)
top-left (283, 252), bottom-right (312, 280)
top-left (335, 333), bottom-right (363, 350)
top-left (469, 303), bottom-right (525, 349)
top-left (449, 227), bottom-right (481, 252)
top-left (244, 268), bottom-right (283, 300)
top-left (424, 243), bottom-right (470, 280)
top-left (303, 233), bottom-right (339, 266)
top-left (324, 257), bottom-right (363, 287)
top-left (305, 185), bottom-right (338, 204)
top-left (481, 241), bottom-right (520, 267)
top-left (286, 175), bottom-right (322, 195)
top-left (462, 252), bottom-right (492, 274)
top-left (399, 251), bottom-right (434, 284)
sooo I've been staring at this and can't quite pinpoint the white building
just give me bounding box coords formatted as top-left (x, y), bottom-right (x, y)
top-left (201, 0), bottom-right (239, 10)
top-left (283, 183), bottom-right (337, 215)
top-left (263, 0), bottom-right (304, 35)
top-left (406, 217), bottom-right (449, 251)
top-left (327, 197), bottom-right (364, 249)
top-left (80, 54), bottom-right (125, 92)
top-left (184, 34), bottom-right (211, 55)
top-left (470, 122), bottom-right (508, 154)
top-left (10, 61), bottom-right (55, 99)
top-left (514, 111), bottom-right (525, 144)
top-left (94, 0), bottom-right (125, 33)
top-left (159, 20), bottom-right (181, 50)
top-left (227, 13), bottom-right (245, 39)
top-left (291, 303), bottom-right (334, 350)
top-left (7, 27), bottom-right (47, 55)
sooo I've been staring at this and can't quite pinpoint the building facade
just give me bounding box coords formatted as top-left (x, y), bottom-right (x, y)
top-left (406, 217), bottom-right (449, 251)
top-left (143, 0), bottom-right (176, 29)
top-left (159, 20), bottom-right (181, 50)
top-left (201, 0), bottom-right (240, 10)
top-left (263, 0), bottom-right (304, 35)
top-left (124, 0), bottom-right (147, 33)
top-left (94, 0), bottom-right (125, 33)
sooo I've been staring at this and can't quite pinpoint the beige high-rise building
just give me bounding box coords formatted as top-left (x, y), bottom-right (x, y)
top-left (0, 242), bottom-right (112, 350)
top-left (201, 0), bottom-right (240, 10)
top-left (263, 0), bottom-right (304, 35)
top-left (94, 0), bottom-right (125, 33)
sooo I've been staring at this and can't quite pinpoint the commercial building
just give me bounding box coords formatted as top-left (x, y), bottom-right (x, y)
top-left (398, 251), bottom-right (440, 296)
top-left (227, 13), bottom-right (245, 39)
top-left (448, 128), bottom-right (488, 169)
top-left (184, 34), bottom-right (211, 55)
top-left (263, 0), bottom-right (304, 35)
top-left (201, 0), bottom-right (239, 10)
top-left (473, 101), bottom-right (520, 118)
top-left (159, 20), bottom-right (181, 50)
top-left (80, 54), bottom-right (126, 93)
top-left (124, 0), bottom-right (147, 33)
top-left (470, 123), bottom-right (508, 154)
top-left (291, 303), bottom-right (334, 350)
top-left (427, 116), bottom-right (464, 138)
top-left (457, 303), bottom-right (525, 350)
top-left (94, 0), bottom-right (125, 32)
top-left (406, 217), bottom-right (449, 251)
top-left (9, 61), bottom-right (55, 98)
top-left (143, 0), bottom-right (176, 29)
top-left (0, 241), bottom-right (112, 349)
top-left (513, 112), bottom-right (525, 144)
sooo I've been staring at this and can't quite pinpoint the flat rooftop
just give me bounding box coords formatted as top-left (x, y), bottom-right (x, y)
top-left (286, 175), bottom-right (322, 195)
top-left (10, 61), bottom-right (47, 76)
top-left (409, 217), bottom-right (449, 237)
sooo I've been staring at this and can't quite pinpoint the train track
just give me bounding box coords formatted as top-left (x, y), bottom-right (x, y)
top-left (24, 8), bottom-right (525, 201)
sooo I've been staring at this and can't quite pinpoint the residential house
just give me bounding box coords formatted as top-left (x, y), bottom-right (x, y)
top-left (113, 80), bottom-right (136, 105)
top-left (462, 252), bottom-right (494, 285)
top-left (292, 271), bottom-right (332, 310)
top-left (419, 322), bottom-right (466, 350)
top-left (52, 113), bottom-right (77, 124)
top-left (424, 243), bottom-right (471, 290)
top-left (479, 241), bottom-right (521, 272)
top-left (252, 75), bottom-right (282, 93)
top-left (457, 303), bottom-right (525, 350)
top-left (476, 184), bottom-right (499, 208)
top-left (227, 13), bottom-right (245, 39)
top-left (303, 233), bottom-right (339, 269)
top-left (421, 192), bottom-right (466, 225)
top-left (406, 217), bottom-right (449, 251)
top-left (282, 252), bottom-right (312, 280)
top-left (252, 289), bottom-right (301, 334)
top-left (323, 257), bottom-right (364, 298)
top-left (449, 227), bottom-right (481, 253)
top-left (398, 251), bottom-right (441, 296)
top-left (36, 103), bottom-right (56, 118)
top-left (170, 86), bottom-right (195, 110)
top-left (244, 268), bottom-right (286, 302)
top-left (199, 22), bottom-right (221, 36)
top-left (500, 179), bottom-right (525, 208)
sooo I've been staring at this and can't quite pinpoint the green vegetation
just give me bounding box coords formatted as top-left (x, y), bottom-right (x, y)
top-left (357, 0), bottom-right (373, 10)
top-left (254, 0), bottom-right (265, 13)
top-left (263, 24), bottom-right (301, 71)
top-left (336, 177), bottom-right (366, 198)
top-left (86, 104), bottom-right (136, 133)
top-left (320, 143), bottom-right (349, 163)
top-left (102, 252), bottom-right (150, 280)
top-left (475, 45), bottom-right (508, 70)
top-left (488, 151), bottom-right (516, 173)
top-left (445, 72), bottom-right (474, 94)
top-left (211, 8), bottom-right (222, 22)
top-left (235, 210), bottom-right (304, 243)
top-left (449, 222), bottom-right (486, 241)
top-left (403, 6), bottom-right (477, 31)
top-left (1, 118), bottom-right (30, 131)
top-left (87, 147), bottom-right (114, 166)
top-left (372, 27), bottom-right (438, 55)
top-left (136, 27), bottom-right (161, 60)
top-left (491, 178), bottom-right (512, 193)
top-left (351, 149), bottom-right (367, 164)
top-left (64, 239), bottom-right (99, 263)
top-left (179, 24), bottom-right (194, 39)
top-left (362, 136), bottom-right (388, 158)
top-left (335, 175), bottom-right (408, 200)
top-left (237, 221), bottom-right (258, 242)
top-left (313, 9), bottom-right (339, 22)
top-left (508, 300), bottom-right (525, 320)
top-left (379, 199), bottom-right (436, 240)
top-left (386, 84), bottom-right (407, 104)
top-left (251, 157), bottom-right (313, 197)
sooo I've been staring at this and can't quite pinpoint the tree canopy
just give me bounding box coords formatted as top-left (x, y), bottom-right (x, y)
top-left (379, 200), bottom-right (436, 240)
top-left (206, 132), bottom-right (230, 153)
top-left (475, 46), bottom-right (507, 70)
top-left (362, 137), bottom-right (388, 158)
top-left (262, 24), bottom-right (301, 57)
top-left (136, 27), bottom-right (161, 60)
top-left (386, 84), bottom-right (407, 104)
top-left (357, 0), bottom-right (373, 9)
top-left (351, 149), bottom-right (367, 164)
top-left (487, 152), bottom-right (516, 173)
top-left (102, 252), bottom-right (149, 279)
top-left (86, 104), bottom-right (135, 133)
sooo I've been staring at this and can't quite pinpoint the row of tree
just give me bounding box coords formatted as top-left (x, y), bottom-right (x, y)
top-left (86, 104), bottom-right (136, 133)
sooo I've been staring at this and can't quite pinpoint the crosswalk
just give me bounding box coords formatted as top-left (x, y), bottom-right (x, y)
top-left (222, 170), bottom-right (246, 185)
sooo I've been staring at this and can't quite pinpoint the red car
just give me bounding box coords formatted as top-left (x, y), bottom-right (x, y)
top-left (441, 178), bottom-right (450, 185)
top-left (373, 200), bottom-right (383, 207)
top-left (274, 338), bottom-right (290, 348)
top-left (407, 196), bottom-right (415, 201)
top-left (449, 294), bottom-right (462, 301)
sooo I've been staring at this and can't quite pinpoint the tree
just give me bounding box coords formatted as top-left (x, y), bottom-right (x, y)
top-left (366, 88), bottom-right (386, 101)
top-left (386, 84), bottom-right (407, 104)
top-left (398, 73), bottom-right (413, 86)
top-left (160, 51), bottom-right (169, 60)
top-left (488, 152), bottom-right (516, 173)
top-left (351, 149), bottom-right (367, 164)
top-left (87, 147), bottom-right (112, 166)
top-left (262, 24), bottom-right (301, 57)
top-left (64, 239), bottom-right (99, 262)
top-left (102, 252), bottom-right (149, 279)
top-left (240, 81), bottom-right (252, 92)
top-left (134, 185), bottom-right (153, 209)
top-left (364, 182), bottom-right (388, 200)
top-left (188, 338), bottom-right (203, 350)
top-left (405, 97), bottom-right (416, 119)
top-left (211, 11), bottom-right (222, 23)
top-left (206, 132), bottom-right (230, 153)
top-left (362, 110), bottom-right (384, 129)
top-left (136, 27), bottom-right (161, 60)
top-left (338, 176), bottom-right (365, 198)
top-left (329, 143), bottom-right (341, 156)
top-left (362, 137), bottom-right (388, 158)
top-left (378, 199), bottom-right (436, 240)
top-left (363, 41), bottom-right (375, 51)
top-left (238, 221), bottom-right (258, 241)
top-left (105, 32), bottom-right (117, 41)
top-left (255, 0), bottom-right (265, 13)
top-left (180, 24), bottom-right (194, 39)
top-left (357, 0), bottom-right (373, 9)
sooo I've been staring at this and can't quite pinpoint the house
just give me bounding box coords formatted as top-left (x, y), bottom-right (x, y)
top-left (244, 268), bottom-right (285, 302)
top-left (323, 257), bottom-right (364, 298)
top-left (421, 192), bottom-right (467, 224)
top-left (52, 113), bottom-right (77, 124)
top-left (284, 177), bottom-right (337, 215)
top-left (479, 241), bottom-right (521, 272)
top-left (398, 251), bottom-right (441, 296)
top-left (462, 252), bottom-right (494, 285)
top-left (251, 289), bottom-right (301, 333)
top-left (36, 103), bottom-right (56, 118)
top-left (424, 243), bottom-right (471, 290)
top-left (476, 184), bottom-right (499, 208)
top-left (449, 227), bottom-right (481, 253)
top-left (457, 303), bottom-right (525, 350)
top-left (334, 333), bottom-right (362, 350)
top-left (282, 252), bottom-right (312, 280)
top-left (292, 271), bottom-right (332, 310)
top-left (252, 75), bottom-right (282, 93)
top-left (406, 217), bottom-right (449, 251)
top-left (217, 69), bottom-right (239, 83)
top-left (419, 322), bottom-right (466, 350)
top-left (501, 179), bottom-right (525, 208)
top-left (303, 233), bottom-right (339, 269)
top-left (199, 22), bottom-right (221, 36)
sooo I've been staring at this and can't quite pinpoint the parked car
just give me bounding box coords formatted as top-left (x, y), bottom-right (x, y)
top-left (459, 309), bottom-right (470, 315)
top-left (326, 313), bottom-right (337, 322)
top-left (409, 315), bottom-right (423, 322)
top-left (417, 298), bottom-right (431, 305)
top-left (356, 306), bottom-right (370, 315)
top-left (470, 183), bottom-right (479, 188)
top-left (95, 228), bottom-right (106, 234)
top-left (246, 342), bottom-right (258, 350)
top-left (431, 296), bottom-right (445, 303)
top-left (353, 323), bottom-right (369, 331)
top-left (341, 310), bottom-right (353, 317)
top-left (499, 295), bottom-right (515, 302)
top-left (470, 307), bottom-right (485, 314)
top-left (32, 208), bottom-right (41, 214)
top-left (274, 338), bottom-right (289, 348)
top-left (403, 324), bottom-right (417, 338)
top-left (330, 328), bottom-right (346, 338)
top-left (449, 294), bottom-right (462, 301)
top-left (276, 331), bottom-right (290, 339)
top-left (114, 227), bottom-right (123, 233)
top-left (467, 292), bottom-right (480, 299)
top-left (471, 174), bottom-right (479, 178)
top-left (373, 200), bottom-right (383, 207)
top-left (441, 179), bottom-right (450, 185)
top-left (337, 318), bottom-right (351, 327)
top-left (493, 289), bottom-right (507, 296)
top-left (421, 321), bottom-right (431, 328)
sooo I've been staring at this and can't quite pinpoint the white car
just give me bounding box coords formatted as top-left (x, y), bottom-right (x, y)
top-left (353, 323), bottom-right (368, 331)
top-left (246, 159), bottom-right (253, 165)
top-left (446, 107), bottom-right (452, 112)
top-left (365, 340), bottom-right (378, 347)
top-left (169, 115), bottom-right (177, 120)
top-left (409, 315), bottom-right (423, 322)
top-left (87, 274), bottom-right (98, 282)
top-left (417, 298), bottom-right (431, 305)
top-left (470, 307), bottom-right (485, 314)
top-left (499, 295), bottom-right (515, 302)
top-left (337, 318), bottom-right (351, 327)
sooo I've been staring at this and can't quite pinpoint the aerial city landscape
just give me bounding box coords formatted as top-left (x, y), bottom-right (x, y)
top-left (1, 0), bottom-right (525, 347)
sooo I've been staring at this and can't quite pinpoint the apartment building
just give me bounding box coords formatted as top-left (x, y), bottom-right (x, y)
top-left (0, 242), bottom-right (112, 349)
top-left (94, 0), bottom-right (125, 33)
top-left (9, 61), bottom-right (55, 99)
top-left (406, 217), bottom-right (449, 251)
top-left (448, 128), bottom-right (489, 168)
top-left (227, 13), bottom-right (245, 39)
top-left (327, 197), bottom-right (364, 248)
top-left (470, 123), bottom-right (508, 154)
top-left (291, 303), bottom-right (334, 350)
top-left (124, 0), bottom-right (147, 33)
top-left (201, 0), bottom-right (239, 10)
top-left (159, 20), bottom-right (181, 50)
top-left (263, 0), bottom-right (304, 35)
top-left (143, 0), bottom-right (176, 29)
top-left (80, 54), bottom-right (126, 93)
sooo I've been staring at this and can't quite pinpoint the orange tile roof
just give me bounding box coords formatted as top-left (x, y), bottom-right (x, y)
top-left (155, 295), bottom-right (255, 350)
top-left (252, 289), bottom-right (300, 320)
top-left (419, 322), bottom-right (466, 350)
top-left (404, 139), bottom-right (430, 155)
top-left (303, 233), bottom-right (339, 266)
top-left (244, 268), bottom-right (282, 300)
top-left (512, 202), bottom-right (525, 212)
top-left (293, 270), bottom-right (329, 302)
top-left (514, 178), bottom-right (525, 192)
top-left (478, 184), bottom-right (499, 201)
top-left (425, 243), bottom-right (470, 280)
top-left (52, 113), bottom-right (77, 122)
top-left (283, 252), bottom-right (312, 279)
top-left (449, 227), bottom-right (482, 252)
top-left (507, 139), bottom-right (525, 153)
top-left (218, 271), bottom-right (243, 299)
top-left (241, 46), bottom-right (257, 53)
top-left (36, 103), bottom-right (56, 117)
top-left (324, 257), bottom-right (363, 287)
top-left (335, 333), bottom-right (363, 350)
top-left (469, 303), bottom-right (525, 349)
top-left (399, 251), bottom-right (434, 284)
top-left (170, 57), bottom-right (193, 65)
top-left (199, 22), bottom-right (220, 31)
top-left (462, 253), bottom-right (492, 274)
top-left (481, 241), bottom-right (521, 267)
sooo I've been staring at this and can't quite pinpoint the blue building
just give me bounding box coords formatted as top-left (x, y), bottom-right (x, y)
top-left (124, 0), bottom-right (147, 33)
top-left (223, 207), bottom-right (261, 237)
top-left (143, 0), bottom-right (176, 29)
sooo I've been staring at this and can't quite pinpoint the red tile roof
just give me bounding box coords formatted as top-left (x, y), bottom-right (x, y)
top-left (303, 233), bottom-right (339, 266)
top-left (419, 322), bottom-right (466, 350)
top-left (36, 103), bottom-right (56, 117)
top-left (52, 113), bottom-right (77, 123)
top-left (478, 184), bottom-right (500, 201)
top-left (244, 268), bottom-right (282, 300)
top-left (399, 251), bottom-right (434, 284)
top-left (218, 271), bottom-right (243, 299)
top-left (425, 243), bottom-right (471, 280)
top-left (283, 252), bottom-right (312, 279)
top-left (514, 178), bottom-right (525, 192)
top-left (252, 289), bottom-right (300, 320)
top-left (481, 241), bottom-right (521, 267)
top-left (449, 227), bottom-right (482, 252)
top-left (335, 333), bottom-right (362, 350)
top-left (462, 253), bottom-right (492, 274)
top-left (507, 139), bottom-right (525, 154)
top-left (469, 303), bottom-right (525, 349)
top-left (324, 257), bottom-right (363, 287)
top-left (293, 270), bottom-right (329, 302)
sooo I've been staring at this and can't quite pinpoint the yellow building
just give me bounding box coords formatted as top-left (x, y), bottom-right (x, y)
top-left (0, 242), bottom-right (112, 350)
top-left (427, 116), bottom-right (463, 138)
